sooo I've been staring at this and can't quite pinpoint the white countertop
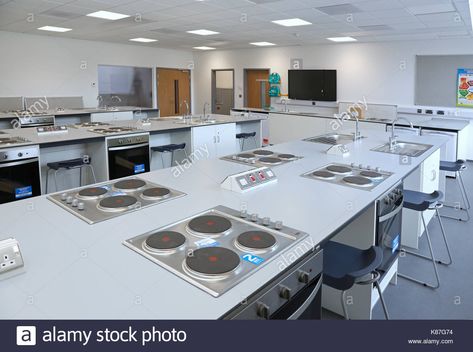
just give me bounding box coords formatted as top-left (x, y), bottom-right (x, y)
top-left (0, 130), bottom-right (446, 319)
top-left (0, 114), bottom-right (264, 147)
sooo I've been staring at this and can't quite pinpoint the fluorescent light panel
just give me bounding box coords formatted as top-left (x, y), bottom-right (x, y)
top-left (37, 26), bottom-right (72, 32)
top-left (86, 11), bottom-right (130, 20)
top-left (187, 29), bottom-right (219, 36)
top-left (193, 46), bottom-right (216, 50)
top-left (327, 36), bottom-right (357, 42)
top-left (272, 18), bottom-right (312, 27)
top-left (250, 42), bottom-right (276, 46)
top-left (129, 38), bottom-right (157, 42)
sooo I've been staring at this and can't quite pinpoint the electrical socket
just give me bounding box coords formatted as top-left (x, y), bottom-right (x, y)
top-left (0, 238), bottom-right (24, 275)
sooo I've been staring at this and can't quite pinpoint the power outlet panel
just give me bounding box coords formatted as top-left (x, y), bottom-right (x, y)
top-left (0, 238), bottom-right (24, 275)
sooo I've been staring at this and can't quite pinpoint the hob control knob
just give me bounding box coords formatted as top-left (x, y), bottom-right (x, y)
top-left (350, 163), bottom-right (356, 167)
top-left (3, 154), bottom-right (8, 160)
top-left (298, 271), bottom-right (310, 284)
top-left (358, 164), bottom-right (363, 169)
top-left (367, 165), bottom-right (371, 170)
top-left (256, 302), bottom-right (270, 319)
top-left (274, 221), bottom-right (283, 230)
top-left (240, 210), bottom-right (248, 218)
top-left (61, 193), bottom-right (68, 201)
top-left (263, 217), bottom-right (270, 226)
top-left (279, 285), bottom-right (292, 300)
top-left (71, 199), bottom-right (79, 207)
top-left (66, 196), bottom-right (73, 204)
top-left (77, 202), bottom-right (85, 211)
top-left (375, 167), bottom-right (381, 172)
top-left (250, 213), bottom-right (258, 222)
top-left (18, 152), bottom-right (23, 157)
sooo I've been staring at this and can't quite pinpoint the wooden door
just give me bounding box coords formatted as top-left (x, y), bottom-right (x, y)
top-left (157, 68), bottom-right (191, 117)
top-left (245, 69), bottom-right (270, 109)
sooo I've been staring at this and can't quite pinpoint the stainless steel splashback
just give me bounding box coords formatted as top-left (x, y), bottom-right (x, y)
top-left (24, 96), bottom-right (84, 110)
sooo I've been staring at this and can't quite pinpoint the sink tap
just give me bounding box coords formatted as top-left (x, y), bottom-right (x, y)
top-left (96, 95), bottom-right (103, 108)
top-left (281, 98), bottom-right (288, 112)
top-left (390, 117), bottom-right (414, 150)
top-left (349, 111), bottom-right (361, 141)
top-left (110, 96), bottom-right (122, 111)
top-left (203, 102), bottom-right (210, 122)
top-left (180, 100), bottom-right (190, 123)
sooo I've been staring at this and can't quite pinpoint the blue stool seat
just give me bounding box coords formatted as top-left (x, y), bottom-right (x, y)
top-left (403, 190), bottom-right (443, 212)
top-left (151, 143), bottom-right (186, 153)
top-left (47, 157), bottom-right (91, 170)
top-left (440, 160), bottom-right (466, 172)
top-left (236, 132), bottom-right (256, 139)
top-left (323, 241), bottom-right (388, 319)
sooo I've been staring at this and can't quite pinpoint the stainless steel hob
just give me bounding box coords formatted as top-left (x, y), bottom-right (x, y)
top-left (124, 205), bottom-right (310, 297)
top-left (221, 149), bottom-right (302, 168)
top-left (0, 136), bottom-right (31, 147)
top-left (48, 177), bottom-right (186, 224)
top-left (302, 163), bottom-right (393, 191)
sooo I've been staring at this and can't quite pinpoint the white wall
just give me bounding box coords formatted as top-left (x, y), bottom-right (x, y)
top-left (192, 38), bottom-right (473, 112)
top-left (0, 31), bottom-right (194, 108)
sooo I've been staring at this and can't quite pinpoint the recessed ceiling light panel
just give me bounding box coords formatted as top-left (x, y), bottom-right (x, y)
top-left (186, 29), bottom-right (219, 36)
top-left (327, 36), bottom-right (357, 42)
top-left (250, 42), bottom-right (276, 46)
top-left (37, 26), bottom-right (72, 32)
top-left (193, 46), bottom-right (216, 50)
top-left (86, 11), bottom-right (130, 20)
top-left (129, 38), bottom-right (158, 42)
top-left (272, 18), bottom-right (312, 27)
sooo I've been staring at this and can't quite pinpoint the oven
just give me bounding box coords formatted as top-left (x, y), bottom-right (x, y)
top-left (222, 249), bottom-right (323, 320)
top-left (376, 182), bottom-right (403, 275)
top-left (106, 133), bottom-right (150, 180)
top-left (0, 145), bottom-right (41, 204)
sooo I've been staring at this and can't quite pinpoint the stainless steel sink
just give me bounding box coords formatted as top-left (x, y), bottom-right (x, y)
top-left (174, 117), bottom-right (217, 126)
top-left (304, 133), bottom-right (359, 145)
top-left (371, 141), bottom-right (433, 157)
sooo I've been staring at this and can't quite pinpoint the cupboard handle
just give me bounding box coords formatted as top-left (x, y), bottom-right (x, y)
top-left (430, 169), bottom-right (437, 181)
top-left (217, 135), bottom-right (220, 143)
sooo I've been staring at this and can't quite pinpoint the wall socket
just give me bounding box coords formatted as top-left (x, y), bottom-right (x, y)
top-left (0, 238), bottom-right (24, 275)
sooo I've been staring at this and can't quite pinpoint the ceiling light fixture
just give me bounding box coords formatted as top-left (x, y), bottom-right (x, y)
top-left (272, 18), bottom-right (312, 27)
top-left (129, 38), bottom-right (158, 43)
top-left (186, 29), bottom-right (219, 36)
top-left (37, 26), bottom-right (72, 32)
top-left (250, 42), bottom-right (276, 46)
top-left (327, 36), bottom-right (357, 42)
top-left (86, 11), bottom-right (130, 20)
top-left (193, 46), bottom-right (216, 50)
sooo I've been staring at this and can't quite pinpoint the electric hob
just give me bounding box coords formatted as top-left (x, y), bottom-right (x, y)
top-left (124, 205), bottom-right (310, 297)
top-left (221, 149), bottom-right (302, 168)
top-left (302, 163), bottom-right (393, 191)
top-left (48, 177), bottom-right (186, 224)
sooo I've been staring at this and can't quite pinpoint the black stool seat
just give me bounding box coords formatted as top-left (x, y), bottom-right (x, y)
top-left (151, 143), bottom-right (186, 153)
top-left (47, 157), bottom-right (91, 170)
top-left (236, 132), bottom-right (256, 139)
top-left (440, 160), bottom-right (466, 172)
top-left (403, 190), bottom-right (443, 212)
top-left (323, 242), bottom-right (383, 291)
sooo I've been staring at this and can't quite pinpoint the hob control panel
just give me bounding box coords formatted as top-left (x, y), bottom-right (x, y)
top-left (221, 167), bottom-right (277, 193)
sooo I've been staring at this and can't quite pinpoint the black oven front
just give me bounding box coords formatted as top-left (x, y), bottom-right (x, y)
top-left (376, 182), bottom-right (403, 275)
top-left (107, 133), bottom-right (150, 180)
top-left (0, 145), bottom-right (41, 204)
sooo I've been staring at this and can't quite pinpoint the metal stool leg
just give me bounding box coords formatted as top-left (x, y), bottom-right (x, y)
top-left (45, 168), bottom-right (50, 194)
top-left (374, 280), bottom-right (390, 320)
top-left (86, 164), bottom-right (97, 184)
top-left (435, 208), bottom-right (452, 265)
top-left (160, 152), bottom-right (165, 169)
top-left (54, 169), bottom-right (60, 192)
top-left (341, 290), bottom-right (349, 320)
top-left (357, 271), bottom-right (390, 320)
top-left (440, 171), bottom-right (470, 222)
top-left (398, 213), bottom-right (440, 289)
top-left (79, 166), bottom-right (83, 187)
top-left (171, 150), bottom-right (175, 167)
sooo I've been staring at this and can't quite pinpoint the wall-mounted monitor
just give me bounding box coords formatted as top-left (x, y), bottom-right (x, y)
top-left (288, 69), bottom-right (337, 102)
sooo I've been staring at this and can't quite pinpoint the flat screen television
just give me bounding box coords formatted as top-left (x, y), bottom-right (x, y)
top-left (288, 69), bottom-right (337, 102)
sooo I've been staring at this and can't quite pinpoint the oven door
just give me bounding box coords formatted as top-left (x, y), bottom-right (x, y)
top-left (0, 158), bottom-right (41, 204)
top-left (108, 143), bottom-right (150, 180)
top-left (376, 195), bottom-right (403, 273)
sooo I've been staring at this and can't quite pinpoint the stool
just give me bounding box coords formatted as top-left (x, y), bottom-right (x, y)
top-left (323, 241), bottom-right (389, 320)
top-left (236, 132), bottom-right (257, 151)
top-left (439, 160), bottom-right (470, 221)
top-left (151, 143), bottom-right (188, 168)
top-left (398, 190), bottom-right (452, 289)
top-left (45, 156), bottom-right (96, 193)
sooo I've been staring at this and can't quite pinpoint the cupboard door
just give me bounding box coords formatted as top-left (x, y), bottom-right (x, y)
top-left (215, 123), bottom-right (236, 157)
top-left (191, 125), bottom-right (216, 159)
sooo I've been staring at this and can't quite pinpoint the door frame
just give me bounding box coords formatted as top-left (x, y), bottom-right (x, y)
top-left (156, 67), bottom-right (192, 116)
top-left (211, 69), bottom-right (235, 114)
top-left (243, 68), bottom-right (271, 108)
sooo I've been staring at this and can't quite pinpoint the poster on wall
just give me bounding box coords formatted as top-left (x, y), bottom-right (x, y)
top-left (457, 68), bottom-right (473, 107)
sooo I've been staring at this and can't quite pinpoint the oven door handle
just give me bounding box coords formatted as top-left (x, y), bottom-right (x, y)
top-left (108, 143), bottom-right (150, 151)
top-left (378, 197), bottom-right (404, 222)
top-left (288, 275), bottom-right (322, 320)
top-left (0, 158), bottom-right (39, 168)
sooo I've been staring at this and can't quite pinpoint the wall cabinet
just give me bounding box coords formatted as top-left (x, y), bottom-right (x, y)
top-left (191, 123), bottom-right (236, 159)
top-left (90, 111), bottom-right (134, 122)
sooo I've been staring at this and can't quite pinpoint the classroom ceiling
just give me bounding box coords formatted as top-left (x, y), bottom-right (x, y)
top-left (0, 0), bottom-right (472, 50)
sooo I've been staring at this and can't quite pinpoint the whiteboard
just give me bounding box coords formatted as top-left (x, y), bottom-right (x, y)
top-left (415, 55), bottom-right (473, 108)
